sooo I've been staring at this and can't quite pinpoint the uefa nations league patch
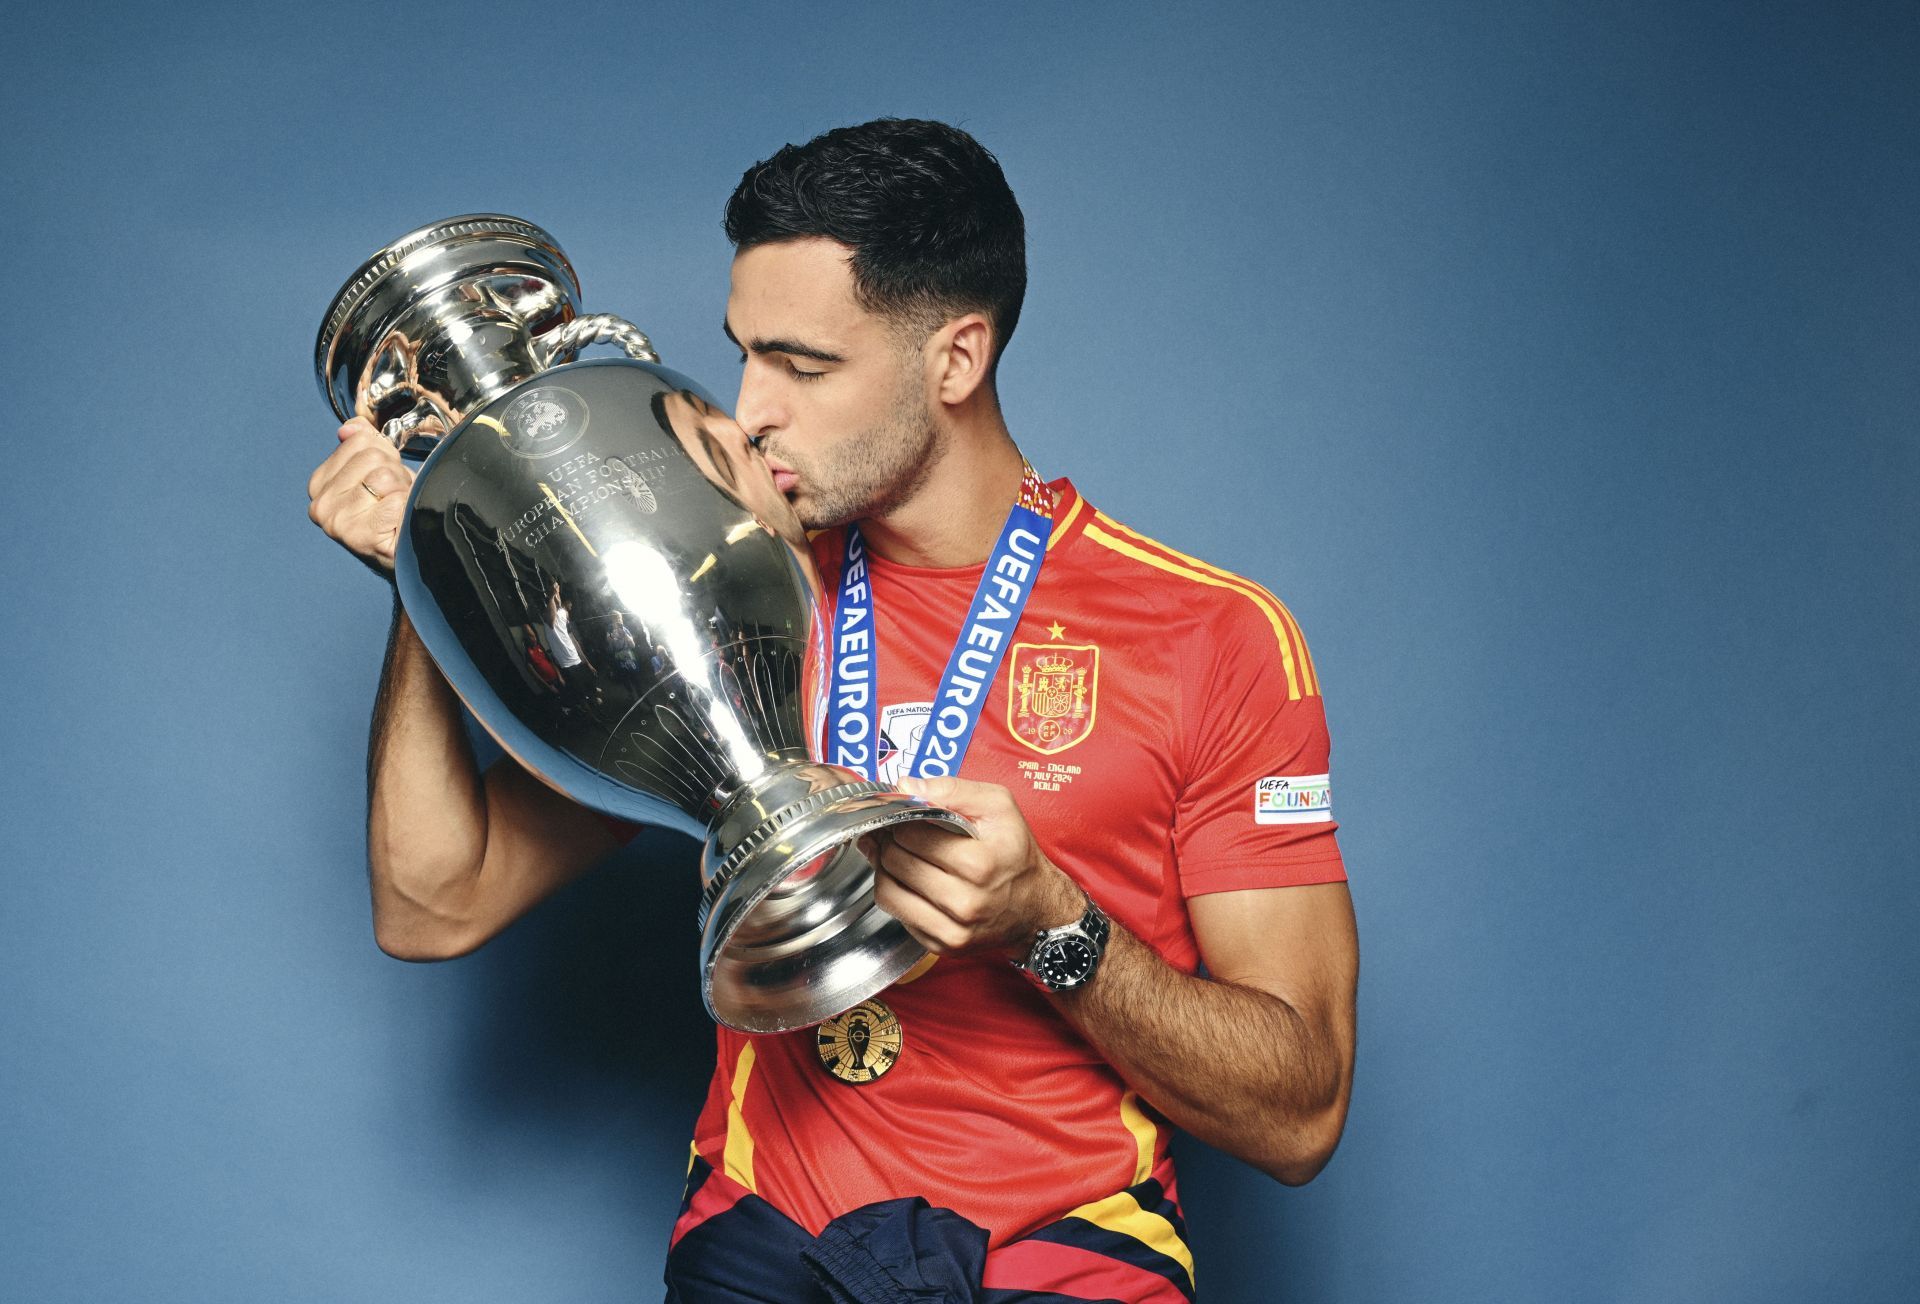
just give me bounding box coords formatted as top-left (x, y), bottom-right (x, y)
top-left (1255, 774), bottom-right (1333, 824)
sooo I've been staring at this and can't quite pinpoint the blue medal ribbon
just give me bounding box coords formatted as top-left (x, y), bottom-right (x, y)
top-left (827, 467), bottom-right (1054, 781)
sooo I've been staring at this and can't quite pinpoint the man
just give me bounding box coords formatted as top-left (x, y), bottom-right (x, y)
top-left (307, 118), bottom-right (1357, 1302)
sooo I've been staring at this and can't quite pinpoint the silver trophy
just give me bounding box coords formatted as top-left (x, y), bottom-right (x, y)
top-left (315, 215), bottom-right (968, 1033)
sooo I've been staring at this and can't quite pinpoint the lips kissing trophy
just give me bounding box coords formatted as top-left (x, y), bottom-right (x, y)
top-left (315, 215), bottom-right (968, 1033)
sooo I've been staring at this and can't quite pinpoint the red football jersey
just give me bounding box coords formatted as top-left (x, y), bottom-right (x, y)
top-left (686, 478), bottom-right (1345, 1252)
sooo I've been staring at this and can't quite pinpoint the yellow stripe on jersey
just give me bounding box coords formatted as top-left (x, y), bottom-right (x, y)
top-left (1093, 512), bottom-right (1320, 695)
top-left (1120, 1091), bottom-right (1158, 1186)
top-left (1061, 1189), bottom-right (1197, 1289)
top-left (1084, 520), bottom-right (1305, 700)
top-left (1048, 492), bottom-right (1087, 549)
top-left (894, 953), bottom-right (940, 984)
top-left (723, 1042), bottom-right (757, 1190)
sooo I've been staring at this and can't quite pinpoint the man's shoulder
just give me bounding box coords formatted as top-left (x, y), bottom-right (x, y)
top-left (1067, 507), bottom-right (1321, 700)
top-left (1072, 508), bottom-right (1296, 621)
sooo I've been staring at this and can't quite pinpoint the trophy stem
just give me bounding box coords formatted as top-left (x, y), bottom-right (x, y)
top-left (699, 762), bottom-right (972, 1034)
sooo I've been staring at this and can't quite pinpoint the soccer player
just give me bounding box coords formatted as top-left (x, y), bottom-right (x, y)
top-left (306, 118), bottom-right (1358, 1302)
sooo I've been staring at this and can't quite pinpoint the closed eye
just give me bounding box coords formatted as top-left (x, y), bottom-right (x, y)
top-left (724, 319), bottom-right (841, 379)
top-left (737, 351), bottom-right (823, 380)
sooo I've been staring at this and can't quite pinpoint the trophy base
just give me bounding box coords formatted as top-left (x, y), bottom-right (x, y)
top-left (698, 767), bottom-right (972, 1034)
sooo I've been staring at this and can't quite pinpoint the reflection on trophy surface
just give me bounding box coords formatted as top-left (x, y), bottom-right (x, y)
top-left (314, 214), bottom-right (970, 1033)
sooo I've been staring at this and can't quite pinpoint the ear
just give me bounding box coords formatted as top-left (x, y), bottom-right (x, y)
top-left (926, 312), bottom-right (995, 407)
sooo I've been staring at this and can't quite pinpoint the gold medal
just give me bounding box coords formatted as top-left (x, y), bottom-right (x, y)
top-left (815, 998), bottom-right (903, 1084)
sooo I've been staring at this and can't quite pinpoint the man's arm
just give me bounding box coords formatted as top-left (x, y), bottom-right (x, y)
top-left (365, 607), bottom-right (618, 958)
top-left (1057, 881), bottom-right (1356, 1184)
top-left (310, 418), bottom-right (616, 960)
top-left (867, 775), bottom-right (1358, 1185)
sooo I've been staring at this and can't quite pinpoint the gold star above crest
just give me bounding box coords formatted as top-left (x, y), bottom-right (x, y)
top-left (1047, 621), bottom-right (1067, 640)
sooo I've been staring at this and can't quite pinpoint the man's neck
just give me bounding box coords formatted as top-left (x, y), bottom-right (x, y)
top-left (856, 419), bottom-right (1028, 569)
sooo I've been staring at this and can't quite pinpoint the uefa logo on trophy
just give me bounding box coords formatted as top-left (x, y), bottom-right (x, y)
top-left (314, 215), bottom-right (969, 1033)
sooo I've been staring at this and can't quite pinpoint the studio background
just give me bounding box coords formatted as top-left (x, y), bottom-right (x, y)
top-left (3, 2), bottom-right (1914, 1300)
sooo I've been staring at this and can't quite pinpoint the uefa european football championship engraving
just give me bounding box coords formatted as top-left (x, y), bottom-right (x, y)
top-left (315, 215), bottom-right (970, 1033)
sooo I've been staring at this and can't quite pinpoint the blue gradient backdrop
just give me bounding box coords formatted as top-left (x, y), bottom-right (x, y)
top-left (2, 2), bottom-right (1914, 1300)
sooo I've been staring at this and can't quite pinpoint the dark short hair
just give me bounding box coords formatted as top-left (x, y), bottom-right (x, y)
top-left (724, 118), bottom-right (1027, 374)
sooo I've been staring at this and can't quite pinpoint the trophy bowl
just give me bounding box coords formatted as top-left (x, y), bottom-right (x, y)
top-left (315, 214), bottom-right (969, 1033)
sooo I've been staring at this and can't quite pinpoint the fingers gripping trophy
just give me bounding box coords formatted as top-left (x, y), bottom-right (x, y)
top-left (314, 215), bottom-right (971, 1034)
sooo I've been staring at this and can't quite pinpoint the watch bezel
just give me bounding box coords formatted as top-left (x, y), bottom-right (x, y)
top-left (1034, 933), bottom-right (1099, 988)
top-left (1020, 894), bottom-right (1110, 992)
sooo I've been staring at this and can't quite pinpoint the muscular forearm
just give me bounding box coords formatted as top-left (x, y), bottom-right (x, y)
top-left (365, 602), bottom-right (492, 958)
top-left (1051, 914), bottom-right (1353, 1185)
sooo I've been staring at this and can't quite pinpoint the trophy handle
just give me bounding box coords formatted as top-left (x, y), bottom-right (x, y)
top-left (382, 405), bottom-right (445, 459)
top-left (535, 313), bottom-right (660, 366)
top-left (373, 315), bottom-right (658, 461)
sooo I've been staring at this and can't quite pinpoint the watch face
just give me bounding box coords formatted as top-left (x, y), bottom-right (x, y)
top-left (1035, 935), bottom-right (1097, 989)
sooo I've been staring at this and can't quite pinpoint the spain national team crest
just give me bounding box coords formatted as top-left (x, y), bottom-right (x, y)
top-left (815, 998), bottom-right (904, 1084)
top-left (1008, 641), bottom-right (1099, 755)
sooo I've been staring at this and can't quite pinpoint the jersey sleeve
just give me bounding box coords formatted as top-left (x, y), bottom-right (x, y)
top-left (1172, 588), bottom-right (1346, 896)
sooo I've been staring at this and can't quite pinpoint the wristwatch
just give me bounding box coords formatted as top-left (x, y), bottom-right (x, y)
top-left (1015, 889), bottom-right (1110, 993)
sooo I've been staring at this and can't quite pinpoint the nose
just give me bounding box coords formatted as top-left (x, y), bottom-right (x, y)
top-left (733, 362), bottom-right (782, 446)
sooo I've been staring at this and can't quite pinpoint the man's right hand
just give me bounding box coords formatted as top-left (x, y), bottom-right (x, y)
top-left (307, 417), bottom-right (414, 574)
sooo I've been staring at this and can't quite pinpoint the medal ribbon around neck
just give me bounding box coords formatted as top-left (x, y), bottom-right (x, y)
top-left (828, 465), bottom-right (1054, 781)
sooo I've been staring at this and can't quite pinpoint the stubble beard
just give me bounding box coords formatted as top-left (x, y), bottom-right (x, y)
top-left (788, 371), bottom-right (944, 532)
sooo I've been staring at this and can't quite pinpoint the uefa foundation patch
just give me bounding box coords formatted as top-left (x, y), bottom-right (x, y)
top-left (1255, 774), bottom-right (1332, 824)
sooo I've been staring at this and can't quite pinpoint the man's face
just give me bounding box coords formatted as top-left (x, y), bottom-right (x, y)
top-left (726, 238), bottom-right (938, 530)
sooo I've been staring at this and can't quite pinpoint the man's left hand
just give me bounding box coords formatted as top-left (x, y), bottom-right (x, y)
top-left (863, 775), bottom-right (1084, 959)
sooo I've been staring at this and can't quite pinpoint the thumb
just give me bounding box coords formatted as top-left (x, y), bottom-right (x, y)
top-left (898, 773), bottom-right (995, 818)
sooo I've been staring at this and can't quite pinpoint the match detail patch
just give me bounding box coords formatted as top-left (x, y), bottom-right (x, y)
top-left (1255, 774), bottom-right (1332, 824)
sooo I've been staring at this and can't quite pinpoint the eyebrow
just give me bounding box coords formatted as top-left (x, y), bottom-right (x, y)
top-left (722, 319), bottom-right (846, 365)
